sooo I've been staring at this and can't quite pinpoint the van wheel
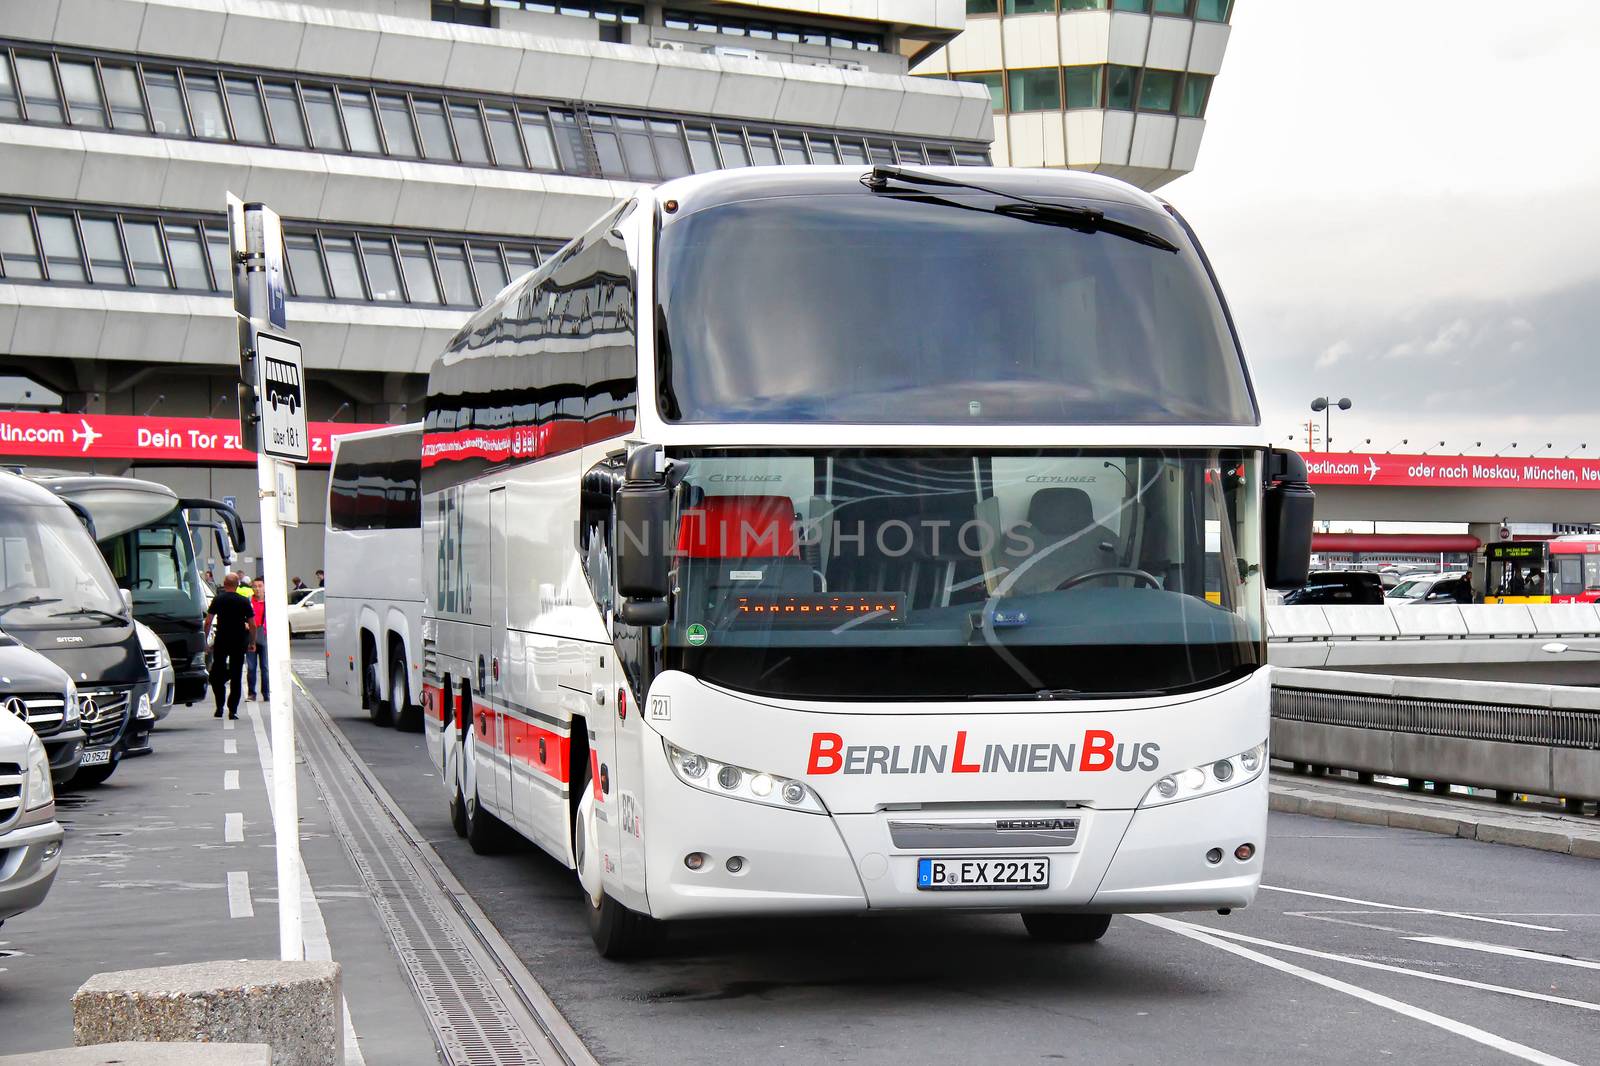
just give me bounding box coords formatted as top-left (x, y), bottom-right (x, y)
top-left (363, 656), bottom-right (391, 727)
top-left (1021, 913), bottom-right (1112, 943)
top-left (391, 653), bottom-right (421, 733)
top-left (66, 759), bottom-right (119, 789)
top-left (576, 765), bottom-right (656, 958)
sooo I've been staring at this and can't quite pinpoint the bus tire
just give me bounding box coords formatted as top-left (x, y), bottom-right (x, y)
top-left (1021, 913), bottom-right (1111, 943)
top-left (576, 765), bottom-right (656, 959)
top-left (449, 778), bottom-right (468, 838)
top-left (463, 774), bottom-right (507, 855)
top-left (363, 652), bottom-right (392, 727)
top-left (391, 652), bottom-right (422, 732)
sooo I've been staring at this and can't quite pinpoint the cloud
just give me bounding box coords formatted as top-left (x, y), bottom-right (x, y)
top-left (1315, 339), bottom-right (1352, 369)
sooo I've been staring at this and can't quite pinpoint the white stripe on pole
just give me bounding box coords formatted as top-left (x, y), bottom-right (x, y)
top-left (259, 433), bottom-right (303, 960)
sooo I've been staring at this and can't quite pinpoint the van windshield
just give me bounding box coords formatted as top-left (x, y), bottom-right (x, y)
top-left (655, 193), bottom-right (1256, 425)
top-left (657, 448), bottom-right (1264, 700)
top-left (0, 504), bottom-right (127, 628)
top-left (104, 514), bottom-right (205, 619)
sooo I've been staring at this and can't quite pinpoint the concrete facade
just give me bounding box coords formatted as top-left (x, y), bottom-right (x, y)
top-left (0, 0), bottom-right (989, 573)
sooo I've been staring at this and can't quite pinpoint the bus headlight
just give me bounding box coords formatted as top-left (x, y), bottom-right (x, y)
top-left (24, 734), bottom-right (54, 811)
top-left (1142, 742), bottom-right (1267, 808)
top-left (665, 742), bottom-right (826, 815)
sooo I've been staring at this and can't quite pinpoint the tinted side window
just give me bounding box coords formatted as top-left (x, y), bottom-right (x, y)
top-left (330, 429), bottom-right (422, 530)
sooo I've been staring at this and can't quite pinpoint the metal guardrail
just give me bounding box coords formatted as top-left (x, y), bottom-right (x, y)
top-left (1270, 668), bottom-right (1600, 804)
top-left (1273, 686), bottom-right (1600, 750)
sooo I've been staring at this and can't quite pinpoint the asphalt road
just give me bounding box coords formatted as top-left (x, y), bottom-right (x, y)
top-left (300, 644), bottom-right (1600, 1066)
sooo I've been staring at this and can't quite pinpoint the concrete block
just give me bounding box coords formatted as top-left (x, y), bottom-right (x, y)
top-left (1459, 604), bottom-right (1536, 636)
top-left (1473, 821), bottom-right (1573, 854)
top-left (1570, 836), bottom-right (1600, 861)
top-left (0, 1042), bottom-right (271, 1065)
top-left (5, 0), bottom-right (59, 42)
top-left (73, 960), bottom-right (341, 1066)
top-left (1551, 747), bottom-right (1600, 801)
top-left (1268, 605), bottom-right (1332, 639)
top-left (52, 0), bottom-right (146, 50)
top-left (1386, 808), bottom-right (1473, 838)
top-left (219, 3), bottom-right (307, 70)
top-left (1320, 605), bottom-right (1400, 637)
top-left (1526, 604), bottom-right (1600, 636)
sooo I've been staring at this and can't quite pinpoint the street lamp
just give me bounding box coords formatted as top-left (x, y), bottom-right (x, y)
top-left (1418, 440), bottom-right (1447, 455)
top-left (1494, 441), bottom-right (1519, 456)
top-left (1567, 443), bottom-right (1590, 458)
top-left (1310, 396), bottom-right (1352, 451)
top-left (1385, 438), bottom-right (1409, 453)
top-left (330, 401), bottom-right (352, 421)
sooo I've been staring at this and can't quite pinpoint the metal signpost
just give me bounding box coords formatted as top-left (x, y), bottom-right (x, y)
top-left (227, 192), bottom-right (305, 962)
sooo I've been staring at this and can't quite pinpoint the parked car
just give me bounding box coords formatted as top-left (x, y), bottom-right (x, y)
top-left (286, 588), bottom-right (325, 637)
top-left (1388, 571), bottom-right (1474, 605)
top-left (1280, 570), bottom-right (1387, 606)
top-left (0, 704), bottom-right (66, 927)
top-left (0, 628), bottom-right (84, 784)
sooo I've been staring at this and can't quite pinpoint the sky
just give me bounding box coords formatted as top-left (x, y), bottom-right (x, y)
top-left (1163, 2), bottom-right (1600, 457)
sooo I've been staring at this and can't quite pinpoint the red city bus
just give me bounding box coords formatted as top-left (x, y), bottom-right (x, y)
top-left (1485, 536), bottom-right (1600, 604)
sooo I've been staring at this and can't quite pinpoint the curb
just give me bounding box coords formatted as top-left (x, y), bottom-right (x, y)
top-left (1269, 786), bottom-right (1600, 860)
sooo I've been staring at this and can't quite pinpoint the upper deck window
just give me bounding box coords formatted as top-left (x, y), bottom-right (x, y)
top-left (656, 192), bottom-right (1256, 426)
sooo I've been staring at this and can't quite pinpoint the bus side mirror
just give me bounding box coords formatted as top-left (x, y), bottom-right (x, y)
top-left (615, 445), bottom-right (672, 624)
top-left (1264, 448), bottom-right (1314, 591)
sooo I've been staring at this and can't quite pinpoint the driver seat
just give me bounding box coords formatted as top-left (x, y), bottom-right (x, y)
top-left (982, 488), bottom-right (1121, 597)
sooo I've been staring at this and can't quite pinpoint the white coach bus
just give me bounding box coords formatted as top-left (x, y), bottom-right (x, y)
top-left (420, 166), bottom-right (1313, 957)
top-left (326, 422), bottom-right (425, 729)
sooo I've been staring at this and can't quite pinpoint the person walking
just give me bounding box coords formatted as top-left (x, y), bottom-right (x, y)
top-left (246, 577), bottom-right (270, 703)
top-left (204, 573), bottom-right (255, 720)
top-left (316, 569), bottom-right (325, 588)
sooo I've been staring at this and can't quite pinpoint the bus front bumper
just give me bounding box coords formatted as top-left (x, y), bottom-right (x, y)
top-left (640, 764), bottom-right (1265, 921)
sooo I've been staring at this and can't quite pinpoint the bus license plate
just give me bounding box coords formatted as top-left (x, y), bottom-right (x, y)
top-left (79, 748), bottom-right (111, 766)
top-left (917, 857), bottom-right (1049, 890)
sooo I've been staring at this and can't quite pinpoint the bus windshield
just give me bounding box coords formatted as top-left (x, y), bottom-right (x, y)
top-left (655, 193), bottom-right (1256, 426)
top-left (0, 503), bottom-right (127, 627)
top-left (104, 514), bottom-right (205, 619)
top-left (659, 448), bottom-right (1263, 700)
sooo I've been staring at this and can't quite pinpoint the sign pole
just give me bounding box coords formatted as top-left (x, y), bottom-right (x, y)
top-left (229, 193), bottom-right (304, 961)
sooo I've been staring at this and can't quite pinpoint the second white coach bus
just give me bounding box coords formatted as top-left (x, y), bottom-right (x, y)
top-left (421, 166), bottom-right (1313, 957)
top-left (326, 423), bottom-right (425, 729)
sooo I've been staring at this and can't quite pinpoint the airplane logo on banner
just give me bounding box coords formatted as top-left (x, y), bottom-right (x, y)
top-left (71, 419), bottom-right (102, 453)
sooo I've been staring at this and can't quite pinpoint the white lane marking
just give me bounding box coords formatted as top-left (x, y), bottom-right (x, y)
top-left (223, 769), bottom-right (239, 791)
top-left (246, 698), bottom-right (368, 1066)
top-left (225, 738), bottom-right (237, 755)
top-left (1262, 885), bottom-right (1564, 932)
top-left (227, 871), bottom-right (253, 918)
top-left (225, 812), bottom-right (243, 843)
top-left (1405, 936), bottom-right (1600, 971)
top-left (1191, 922), bottom-right (1600, 1013)
top-left (1135, 915), bottom-right (1580, 1066)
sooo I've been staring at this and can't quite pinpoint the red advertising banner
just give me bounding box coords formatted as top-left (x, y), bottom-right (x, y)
top-left (0, 411), bottom-right (388, 466)
top-left (1305, 451), bottom-right (1600, 491)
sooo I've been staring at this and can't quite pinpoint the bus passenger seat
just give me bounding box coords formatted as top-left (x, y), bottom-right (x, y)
top-left (983, 488), bottom-right (1120, 597)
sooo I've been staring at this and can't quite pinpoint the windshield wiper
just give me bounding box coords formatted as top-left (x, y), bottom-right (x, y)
top-left (0, 595), bottom-right (62, 615)
top-left (968, 687), bottom-right (1168, 701)
top-left (50, 607), bottom-right (125, 624)
top-left (861, 165), bottom-right (1178, 253)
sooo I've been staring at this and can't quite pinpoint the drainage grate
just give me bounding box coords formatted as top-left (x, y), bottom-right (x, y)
top-left (295, 686), bottom-right (592, 1066)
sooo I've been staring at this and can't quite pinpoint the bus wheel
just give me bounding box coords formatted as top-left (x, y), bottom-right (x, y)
top-left (1021, 913), bottom-right (1112, 943)
top-left (363, 655), bottom-right (392, 727)
top-left (576, 766), bottom-right (656, 959)
top-left (463, 774), bottom-right (506, 855)
top-left (391, 653), bottom-right (422, 732)
top-left (448, 776), bottom-right (468, 838)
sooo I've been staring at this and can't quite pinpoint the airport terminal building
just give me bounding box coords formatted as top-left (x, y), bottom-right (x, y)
top-left (0, 0), bottom-right (1229, 573)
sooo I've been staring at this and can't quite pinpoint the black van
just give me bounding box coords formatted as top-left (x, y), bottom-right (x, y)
top-left (0, 472), bottom-right (152, 786)
top-left (30, 475), bottom-right (243, 707)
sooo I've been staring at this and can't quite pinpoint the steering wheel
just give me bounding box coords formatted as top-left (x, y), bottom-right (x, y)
top-left (1055, 567), bottom-right (1163, 593)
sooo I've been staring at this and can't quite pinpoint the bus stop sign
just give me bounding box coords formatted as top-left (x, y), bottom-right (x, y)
top-left (255, 331), bottom-right (308, 463)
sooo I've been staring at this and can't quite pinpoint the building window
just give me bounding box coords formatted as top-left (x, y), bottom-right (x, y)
top-left (1193, 0), bottom-right (1231, 20)
top-left (1007, 68), bottom-right (1061, 112)
top-left (1179, 72), bottom-right (1213, 117)
top-left (1137, 69), bottom-right (1178, 112)
top-left (1007, 0), bottom-right (1056, 13)
top-left (1063, 66), bottom-right (1101, 109)
top-left (662, 9), bottom-right (879, 50)
top-left (0, 43), bottom-right (989, 180)
top-left (0, 197), bottom-right (559, 308)
top-left (1106, 64), bottom-right (1138, 110)
top-left (955, 72), bottom-right (1005, 113)
top-left (966, 0), bottom-right (999, 15)
top-left (1153, 0), bottom-right (1187, 13)
top-left (432, 1), bottom-right (493, 26)
top-left (1061, 0), bottom-right (1106, 9)
top-left (1111, 0), bottom-right (1149, 10)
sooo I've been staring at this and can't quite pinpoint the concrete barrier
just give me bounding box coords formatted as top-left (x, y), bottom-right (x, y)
top-left (0, 1044), bottom-right (270, 1065)
top-left (72, 961), bottom-right (341, 1066)
top-left (1272, 668), bottom-right (1600, 802)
